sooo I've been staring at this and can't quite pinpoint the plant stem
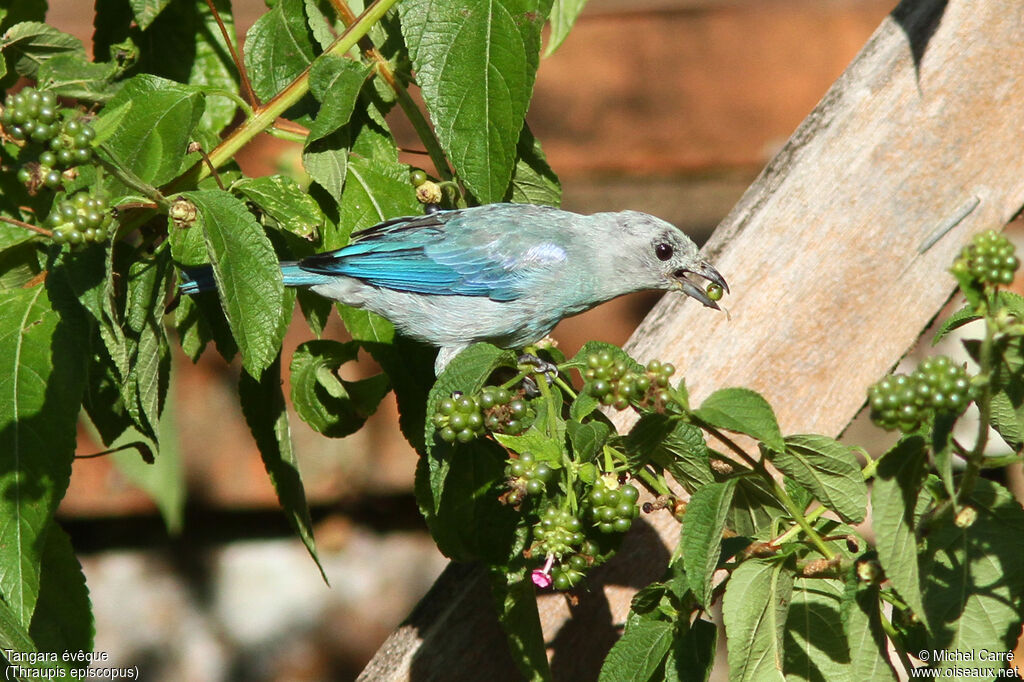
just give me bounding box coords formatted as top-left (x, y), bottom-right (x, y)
top-left (958, 313), bottom-right (996, 503)
top-left (0, 214), bottom-right (51, 238)
top-left (179, 0), bottom-right (400, 187)
top-left (695, 419), bottom-right (836, 559)
top-left (330, 0), bottom-right (453, 180)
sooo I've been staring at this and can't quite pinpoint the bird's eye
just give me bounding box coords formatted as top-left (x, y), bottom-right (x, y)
top-left (655, 243), bottom-right (673, 261)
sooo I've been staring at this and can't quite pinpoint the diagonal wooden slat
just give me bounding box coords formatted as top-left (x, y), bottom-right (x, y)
top-left (360, 1), bottom-right (1024, 678)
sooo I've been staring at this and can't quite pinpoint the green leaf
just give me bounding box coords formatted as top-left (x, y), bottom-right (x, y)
top-left (565, 419), bottom-right (609, 462)
top-left (1, 21), bottom-right (85, 79)
top-left (0, 285), bottom-right (86, 627)
top-left (569, 390), bottom-right (599, 421)
top-left (0, 596), bottom-right (72, 678)
top-left (93, 74), bottom-right (204, 187)
top-left (491, 569), bottom-right (551, 681)
top-left (494, 426), bottom-right (564, 464)
top-left (399, 0), bottom-right (545, 202)
top-left (290, 340), bottom-right (391, 438)
top-left (841, 580), bottom-right (897, 682)
top-left (244, 0), bottom-right (316, 103)
top-left (122, 251), bottom-right (172, 442)
top-left (545, 0), bottom-right (587, 56)
top-left (28, 523), bottom-right (93, 663)
top-left (185, 189), bottom-right (287, 378)
top-left (665, 618), bottom-right (717, 682)
top-left (109, 402), bottom-right (186, 535)
top-left (235, 174), bottom-right (325, 240)
top-left (728, 477), bottom-right (787, 536)
top-left (307, 54), bottom-right (373, 142)
top-left (626, 414), bottom-right (714, 493)
top-left (239, 355), bottom-right (326, 581)
top-left (337, 156), bottom-right (421, 244)
top-left (783, 578), bottom-right (851, 682)
top-left (130, 0), bottom-right (173, 30)
top-left (988, 389), bottom-right (1024, 450)
top-left (682, 479), bottom-right (737, 608)
top-left (774, 434), bottom-right (867, 524)
top-left (36, 54), bottom-right (118, 101)
top-left (722, 559), bottom-right (792, 682)
top-left (417, 344), bottom-right (518, 561)
top-left (919, 480), bottom-right (1024, 676)
top-left (931, 304), bottom-right (979, 344)
top-left (598, 617), bottom-right (674, 682)
top-left (505, 123), bottom-right (560, 206)
top-left (870, 435), bottom-right (927, 628)
top-left (695, 387), bottom-right (785, 453)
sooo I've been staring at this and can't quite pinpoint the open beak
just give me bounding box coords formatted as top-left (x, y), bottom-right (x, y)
top-left (674, 261), bottom-right (729, 310)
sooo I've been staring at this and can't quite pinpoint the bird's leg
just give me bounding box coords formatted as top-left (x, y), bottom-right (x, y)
top-left (517, 352), bottom-right (559, 397)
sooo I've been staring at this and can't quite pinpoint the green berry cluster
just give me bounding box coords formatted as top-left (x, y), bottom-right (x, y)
top-left (4, 87), bottom-right (97, 195)
top-left (868, 355), bottom-right (972, 431)
top-left (2, 88), bottom-right (61, 143)
top-left (433, 387), bottom-right (534, 443)
top-left (532, 507), bottom-right (584, 557)
top-left (952, 230), bottom-right (1019, 287)
top-left (47, 191), bottom-right (113, 246)
top-left (584, 351), bottom-right (676, 410)
top-left (433, 393), bottom-right (486, 443)
top-left (588, 480), bottom-right (640, 534)
top-left (550, 553), bottom-right (589, 591)
top-left (505, 452), bottom-right (554, 502)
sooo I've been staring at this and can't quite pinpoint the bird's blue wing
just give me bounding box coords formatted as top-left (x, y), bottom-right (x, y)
top-left (297, 204), bottom-right (570, 301)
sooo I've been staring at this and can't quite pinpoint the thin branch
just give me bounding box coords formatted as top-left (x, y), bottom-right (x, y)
top-left (0, 214), bottom-right (51, 238)
top-left (204, 0), bottom-right (257, 106)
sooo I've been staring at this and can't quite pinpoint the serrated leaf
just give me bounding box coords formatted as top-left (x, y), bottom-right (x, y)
top-left (239, 355), bottom-right (326, 581)
top-left (290, 340), bottom-right (391, 438)
top-left (931, 304), bottom-right (980, 344)
top-left (599, 617), bottom-right (674, 682)
top-left (493, 426), bottom-right (563, 463)
top-left (28, 523), bottom-right (93, 662)
top-left (871, 435), bottom-right (927, 628)
top-left (920, 480), bottom-right (1024, 676)
top-left (784, 578), bottom-right (851, 682)
top-left (93, 74), bottom-right (204, 187)
top-left (695, 387), bottom-right (784, 453)
top-left (728, 477), bottom-right (788, 536)
top-left (988, 389), bottom-right (1024, 450)
top-left (185, 189), bottom-right (286, 378)
top-left (545, 0), bottom-right (587, 56)
top-left (566, 419), bottom-right (609, 462)
top-left (0, 285), bottom-right (86, 627)
top-left (682, 479), bottom-right (737, 608)
top-left (307, 54), bottom-right (372, 142)
top-left (338, 156), bottom-right (421, 242)
top-left (505, 123), bottom-right (560, 206)
top-left (400, 0), bottom-right (544, 202)
top-left (569, 390), bottom-right (599, 421)
top-left (1, 21), bottom-right (85, 79)
top-left (626, 414), bottom-right (715, 493)
top-left (235, 174), bottom-right (325, 240)
top-left (841, 581), bottom-right (897, 682)
top-left (775, 434), bottom-right (867, 524)
top-left (665, 618), bottom-right (717, 682)
top-left (244, 0), bottom-right (316, 103)
top-left (722, 559), bottom-right (792, 682)
top-left (129, 0), bottom-right (173, 30)
top-left (0, 595), bottom-right (72, 678)
top-left (491, 569), bottom-right (551, 681)
top-left (36, 54), bottom-right (118, 101)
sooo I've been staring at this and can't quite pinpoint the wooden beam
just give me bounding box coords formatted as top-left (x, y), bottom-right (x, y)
top-left (359, 1), bottom-right (1024, 677)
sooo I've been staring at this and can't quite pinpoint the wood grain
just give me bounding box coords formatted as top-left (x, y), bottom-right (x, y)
top-left (360, 1), bottom-right (1024, 678)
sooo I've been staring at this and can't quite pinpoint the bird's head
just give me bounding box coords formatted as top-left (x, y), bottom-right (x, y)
top-left (606, 211), bottom-right (729, 309)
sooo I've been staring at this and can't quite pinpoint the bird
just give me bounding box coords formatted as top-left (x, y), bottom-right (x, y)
top-left (180, 202), bottom-right (729, 374)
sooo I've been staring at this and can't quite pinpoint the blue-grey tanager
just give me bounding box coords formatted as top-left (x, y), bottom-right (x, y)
top-left (180, 203), bottom-right (728, 374)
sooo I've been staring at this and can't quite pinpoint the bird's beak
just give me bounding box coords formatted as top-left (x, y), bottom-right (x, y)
top-left (674, 261), bottom-right (729, 310)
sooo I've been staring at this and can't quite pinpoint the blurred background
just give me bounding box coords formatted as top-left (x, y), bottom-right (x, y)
top-left (36, 0), bottom-right (973, 679)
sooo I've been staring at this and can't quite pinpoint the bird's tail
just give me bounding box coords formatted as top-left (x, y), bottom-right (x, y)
top-left (179, 261), bottom-right (334, 295)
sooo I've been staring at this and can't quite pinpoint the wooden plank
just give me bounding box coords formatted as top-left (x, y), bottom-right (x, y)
top-left (360, 0), bottom-right (1024, 677)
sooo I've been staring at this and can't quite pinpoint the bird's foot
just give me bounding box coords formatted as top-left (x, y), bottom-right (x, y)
top-left (517, 353), bottom-right (558, 397)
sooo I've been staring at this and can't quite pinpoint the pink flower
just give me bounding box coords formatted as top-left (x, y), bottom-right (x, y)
top-left (531, 555), bottom-right (555, 589)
